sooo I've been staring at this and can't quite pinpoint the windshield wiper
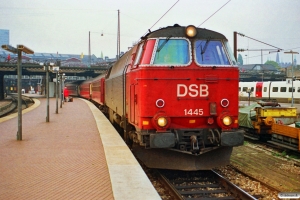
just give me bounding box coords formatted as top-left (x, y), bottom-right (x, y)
top-left (201, 37), bottom-right (212, 55)
top-left (200, 37), bottom-right (212, 61)
top-left (156, 35), bottom-right (172, 52)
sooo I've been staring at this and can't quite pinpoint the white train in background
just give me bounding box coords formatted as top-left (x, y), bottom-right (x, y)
top-left (239, 80), bottom-right (300, 102)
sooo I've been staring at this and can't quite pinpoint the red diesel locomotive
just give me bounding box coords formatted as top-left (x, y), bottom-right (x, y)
top-left (71, 24), bottom-right (244, 170)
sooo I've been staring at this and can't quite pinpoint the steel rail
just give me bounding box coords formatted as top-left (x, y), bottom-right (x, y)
top-left (211, 170), bottom-right (258, 200)
top-left (156, 169), bottom-right (258, 200)
top-left (155, 169), bottom-right (183, 200)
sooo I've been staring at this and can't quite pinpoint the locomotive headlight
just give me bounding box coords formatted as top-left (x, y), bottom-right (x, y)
top-left (152, 111), bottom-right (171, 131)
top-left (157, 117), bottom-right (167, 127)
top-left (217, 112), bottom-right (233, 129)
top-left (223, 116), bottom-right (232, 126)
top-left (186, 25), bottom-right (197, 38)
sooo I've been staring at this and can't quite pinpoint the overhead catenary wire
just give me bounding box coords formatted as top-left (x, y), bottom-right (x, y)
top-left (143, 0), bottom-right (180, 36)
top-left (198, 0), bottom-right (231, 27)
top-left (237, 33), bottom-right (283, 51)
top-left (243, 46), bottom-right (300, 60)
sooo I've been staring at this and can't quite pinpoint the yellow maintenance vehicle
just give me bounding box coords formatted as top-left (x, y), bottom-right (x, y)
top-left (239, 100), bottom-right (300, 151)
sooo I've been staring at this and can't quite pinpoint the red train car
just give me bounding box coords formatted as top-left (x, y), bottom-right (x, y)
top-left (64, 80), bottom-right (83, 96)
top-left (102, 24), bottom-right (244, 170)
top-left (79, 75), bottom-right (106, 105)
top-left (79, 79), bottom-right (93, 100)
top-left (90, 75), bottom-right (105, 105)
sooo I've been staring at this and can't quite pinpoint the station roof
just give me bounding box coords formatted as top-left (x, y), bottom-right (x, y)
top-left (0, 50), bottom-right (101, 63)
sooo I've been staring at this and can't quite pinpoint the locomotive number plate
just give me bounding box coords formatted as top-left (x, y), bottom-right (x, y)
top-left (184, 109), bottom-right (204, 116)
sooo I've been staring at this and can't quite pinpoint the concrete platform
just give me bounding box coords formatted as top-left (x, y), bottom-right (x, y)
top-left (0, 97), bottom-right (161, 200)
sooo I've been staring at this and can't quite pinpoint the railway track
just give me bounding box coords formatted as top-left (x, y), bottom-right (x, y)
top-left (10, 94), bottom-right (35, 108)
top-left (155, 169), bottom-right (258, 200)
top-left (0, 94), bottom-right (35, 117)
top-left (244, 135), bottom-right (300, 163)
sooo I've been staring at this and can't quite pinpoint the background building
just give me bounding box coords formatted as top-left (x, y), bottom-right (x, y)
top-left (0, 29), bottom-right (9, 46)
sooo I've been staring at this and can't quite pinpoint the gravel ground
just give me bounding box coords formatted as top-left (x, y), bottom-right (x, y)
top-left (228, 143), bottom-right (300, 192)
top-left (215, 165), bottom-right (279, 199)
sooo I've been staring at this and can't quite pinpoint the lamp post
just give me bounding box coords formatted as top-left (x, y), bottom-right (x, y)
top-left (89, 31), bottom-right (104, 67)
top-left (59, 73), bottom-right (65, 108)
top-left (53, 66), bottom-right (60, 114)
top-left (284, 50), bottom-right (299, 107)
top-left (40, 62), bottom-right (54, 122)
top-left (1, 44), bottom-right (34, 140)
top-left (56, 72), bottom-right (59, 113)
top-left (62, 74), bottom-right (66, 104)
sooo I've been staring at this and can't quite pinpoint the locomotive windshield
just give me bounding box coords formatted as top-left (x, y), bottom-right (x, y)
top-left (153, 39), bottom-right (190, 65)
top-left (195, 40), bottom-right (230, 66)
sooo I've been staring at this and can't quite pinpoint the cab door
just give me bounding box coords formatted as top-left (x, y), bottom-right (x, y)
top-left (130, 84), bottom-right (137, 124)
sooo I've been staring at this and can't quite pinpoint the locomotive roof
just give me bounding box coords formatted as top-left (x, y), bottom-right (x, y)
top-left (143, 24), bottom-right (227, 40)
top-left (106, 24), bottom-right (228, 80)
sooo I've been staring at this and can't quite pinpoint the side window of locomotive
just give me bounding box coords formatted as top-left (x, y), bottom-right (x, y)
top-left (224, 41), bottom-right (237, 65)
top-left (140, 39), bottom-right (156, 64)
top-left (133, 43), bottom-right (144, 68)
top-left (152, 39), bottom-right (190, 65)
top-left (195, 40), bottom-right (230, 65)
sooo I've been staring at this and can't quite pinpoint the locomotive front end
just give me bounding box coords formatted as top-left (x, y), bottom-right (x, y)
top-left (124, 25), bottom-right (244, 170)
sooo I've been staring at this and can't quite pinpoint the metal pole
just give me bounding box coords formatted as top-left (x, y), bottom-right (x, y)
top-left (60, 74), bottom-right (62, 108)
top-left (292, 53), bottom-right (294, 107)
top-left (17, 50), bottom-right (22, 140)
top-left (62, 75), bottom-right (65, 104)
top-left (46, 67), bottom-right (49, 122)
top-left (285, 50), bottom-right (299, 107)
top-left (89, 31), bottom-right (91, 67)
top-left (233, 31), bottom-right (237, 61)
top-left (56, 72), bottom-right (58, 114)
top-left (261, 49), bottom-right (263, 64)
top-left (117, 9), bottom-right (120, 59)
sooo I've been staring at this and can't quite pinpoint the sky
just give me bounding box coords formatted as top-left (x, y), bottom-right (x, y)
top-left (1, 0), bottom-right (299, 64)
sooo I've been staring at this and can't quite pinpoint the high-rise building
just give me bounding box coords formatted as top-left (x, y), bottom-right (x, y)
top-left (0, 29), bottom-right (9, 45)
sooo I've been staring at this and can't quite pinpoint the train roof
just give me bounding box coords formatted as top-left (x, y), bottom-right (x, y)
top-left (143, 24), bottom-right (227, 40)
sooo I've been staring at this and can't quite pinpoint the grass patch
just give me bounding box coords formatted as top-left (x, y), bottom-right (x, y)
top-left (289, 155), bottom-right (299, 160)
top-left (272, 150), bottom-right (300, 160)
top-left (272, 151), bottom-right (286, 157)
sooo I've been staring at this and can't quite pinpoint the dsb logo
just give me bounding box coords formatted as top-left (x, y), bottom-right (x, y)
top-left (177, 84), bottom-right (209, 97)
